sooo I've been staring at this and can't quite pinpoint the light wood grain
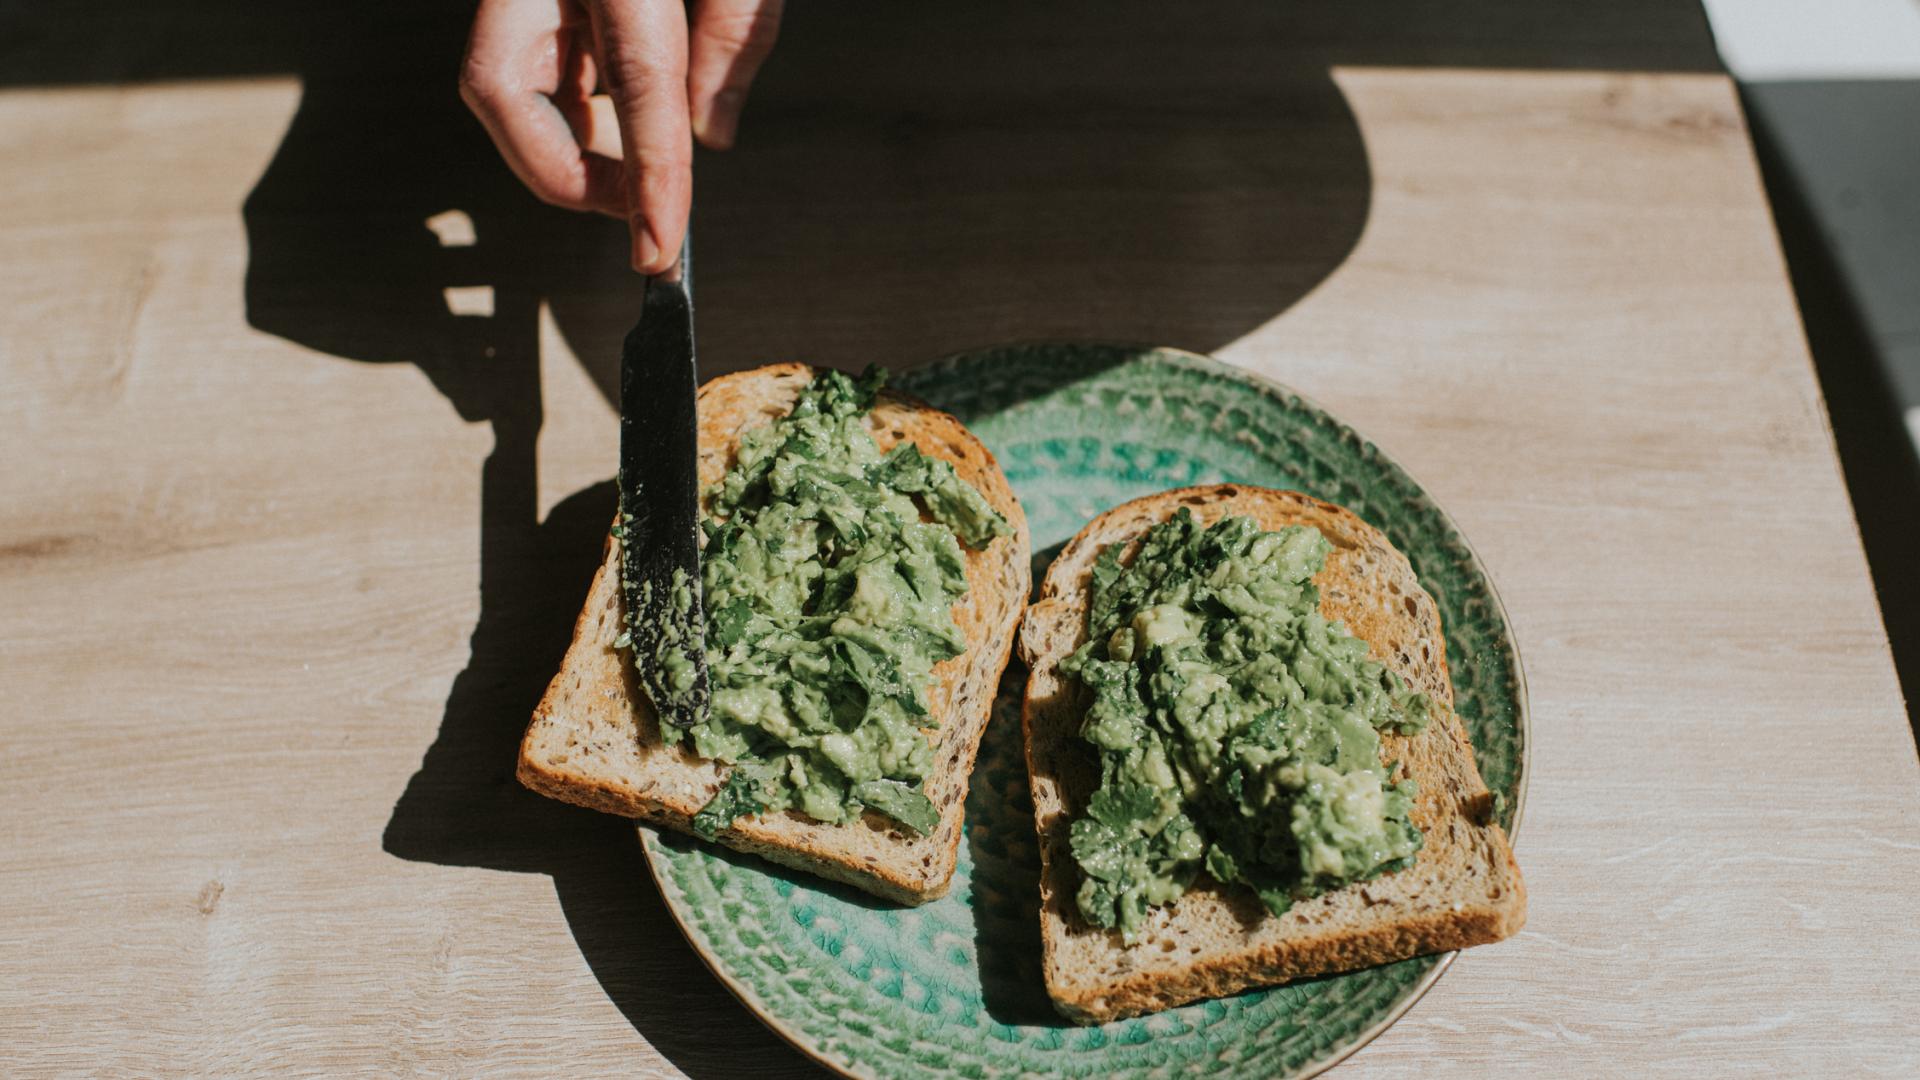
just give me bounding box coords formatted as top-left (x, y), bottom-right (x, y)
top-left (3, 3), bottom-right (1917, 1077)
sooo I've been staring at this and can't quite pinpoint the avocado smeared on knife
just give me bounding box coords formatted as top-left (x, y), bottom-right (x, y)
top-left (1061, 510), bottom-right (1431, 941)
top-left (672, 367), bottom-right (1011, 838)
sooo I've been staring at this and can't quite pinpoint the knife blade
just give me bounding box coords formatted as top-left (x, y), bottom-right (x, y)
top-left (617, 231), bottom-right (709, 728)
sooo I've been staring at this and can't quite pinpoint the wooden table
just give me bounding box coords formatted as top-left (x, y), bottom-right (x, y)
top-left (5, 3), bottom-right (1916, 1075)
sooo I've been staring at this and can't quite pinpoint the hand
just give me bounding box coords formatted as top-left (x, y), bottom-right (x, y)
top-left (460, 0), bottom-right (782, 273)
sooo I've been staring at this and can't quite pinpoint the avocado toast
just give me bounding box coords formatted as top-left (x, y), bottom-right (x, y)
top-left (520, 363), bottom-right (1031, 903)
top-left (1020, 484), bottom-right (1524, 1022)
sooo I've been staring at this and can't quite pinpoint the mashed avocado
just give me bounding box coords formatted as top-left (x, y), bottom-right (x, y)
top-left (672, 367), bottom-right (1011, 839)
top-left (1060, 510), bottom-right (1430, 941)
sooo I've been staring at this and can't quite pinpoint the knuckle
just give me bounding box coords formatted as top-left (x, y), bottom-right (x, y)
top-left (457, 56), bottom-right (503, 112)
top-left (633, 156), bottom-right (690, 203)
top-left (597, 51), bottom-right (662, 99)
top-left (700, 8), bottom-right (782, 56)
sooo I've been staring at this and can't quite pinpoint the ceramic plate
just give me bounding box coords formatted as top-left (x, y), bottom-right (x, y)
top-left (641, 344), bottom-right (1528, 1078)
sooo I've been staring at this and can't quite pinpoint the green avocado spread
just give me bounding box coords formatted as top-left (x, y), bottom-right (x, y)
top-left (666, 367), bottom-right (1011, 839)
top-left (1060, 509), bottom-right (1431, 941)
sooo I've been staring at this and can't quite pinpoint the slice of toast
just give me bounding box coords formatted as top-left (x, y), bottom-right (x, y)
top-left (1019, 484), bottom-right (1524, 1022)
top-left (519, 363), bottom-right (1031, 904)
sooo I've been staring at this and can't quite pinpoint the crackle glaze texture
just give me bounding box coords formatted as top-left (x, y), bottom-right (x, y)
top-left (642, 345), bottom-right (1528, 1079)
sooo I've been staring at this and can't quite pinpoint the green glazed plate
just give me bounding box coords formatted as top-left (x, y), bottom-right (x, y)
top-left (641, 344), bottom-right (1529, 1079)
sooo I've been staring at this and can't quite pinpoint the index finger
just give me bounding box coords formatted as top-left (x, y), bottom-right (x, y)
top-left (588, 0), bottom-right (692, 274)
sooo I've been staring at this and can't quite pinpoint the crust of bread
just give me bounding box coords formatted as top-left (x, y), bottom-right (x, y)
top-left (518, 363), bottom-right (1031, 904)
top-left (1018, 484), bottom-right (1525, 1022)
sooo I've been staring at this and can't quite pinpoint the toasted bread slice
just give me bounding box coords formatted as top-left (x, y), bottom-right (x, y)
top-left (1019, 484), bottom-right (1524, 1022)
top-left (519, 363), bottom-right (1031, 904)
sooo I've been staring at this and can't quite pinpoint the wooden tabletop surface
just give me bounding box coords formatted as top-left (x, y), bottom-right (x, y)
top-left (5, 3), bottom-right (1916, 1076)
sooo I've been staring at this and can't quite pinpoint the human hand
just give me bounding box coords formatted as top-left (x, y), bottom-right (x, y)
top-left (460, 0), bottom-right (782, 273)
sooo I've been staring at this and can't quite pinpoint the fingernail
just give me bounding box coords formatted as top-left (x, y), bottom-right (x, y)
top-left (631, 218), bottom-right (659, 273)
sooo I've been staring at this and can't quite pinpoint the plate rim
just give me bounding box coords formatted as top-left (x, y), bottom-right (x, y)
top-left (638, 341), bottom-right (1532, 1079)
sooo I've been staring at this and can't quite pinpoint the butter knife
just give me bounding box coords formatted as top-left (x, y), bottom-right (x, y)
top-left (617, 231), bottom-right (709, 728)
